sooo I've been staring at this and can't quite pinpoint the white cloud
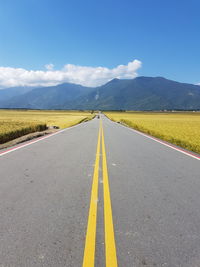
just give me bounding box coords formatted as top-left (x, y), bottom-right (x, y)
top-left (44, 63), bottom-right (54, 71)
top-left (0, 60), bottom-right (142, 89)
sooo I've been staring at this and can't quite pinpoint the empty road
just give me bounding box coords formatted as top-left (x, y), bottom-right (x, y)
top-left (0, 116), bottom-right (200, 267)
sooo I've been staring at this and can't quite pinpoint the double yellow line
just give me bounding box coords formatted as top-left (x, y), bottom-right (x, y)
top-left (82, 120), bottom-right (118, 267)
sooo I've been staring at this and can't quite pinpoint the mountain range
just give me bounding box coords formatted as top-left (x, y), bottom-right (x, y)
top-left (0, 76), bottom-right (200, 110)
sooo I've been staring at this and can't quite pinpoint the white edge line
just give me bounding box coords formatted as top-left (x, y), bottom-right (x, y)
top-left (116, 122), bottom-right (200, 161)
top-left (0, 122), bottom-right (84, 157)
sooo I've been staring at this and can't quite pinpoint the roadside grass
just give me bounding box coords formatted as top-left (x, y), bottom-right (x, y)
top-left (105, 111), bottom-right (200, 154)
top-left (0, 110), bottom-right (94, 144)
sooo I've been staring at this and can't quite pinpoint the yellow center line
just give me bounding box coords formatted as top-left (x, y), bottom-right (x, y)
top-left (82, 119), bottom-right (118, 266)
top-left (102, 124), bottom-right (118, 267)
top-left (82, 121), bottom-right (102, 267)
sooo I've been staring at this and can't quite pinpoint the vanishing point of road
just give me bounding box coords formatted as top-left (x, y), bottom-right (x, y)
top-left (0, 116), bottom-right (200, 267)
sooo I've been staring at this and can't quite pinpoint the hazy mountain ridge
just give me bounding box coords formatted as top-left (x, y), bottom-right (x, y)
top-left (0, 86), bottom-right (35, 102)
top-left (0, 77), bottom-right (200, 110)
top-left (0, 83), bottom-right (94, 109)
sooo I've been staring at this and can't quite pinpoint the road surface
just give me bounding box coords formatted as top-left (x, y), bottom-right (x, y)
top-left (0, 116), bottom-right (200, 267)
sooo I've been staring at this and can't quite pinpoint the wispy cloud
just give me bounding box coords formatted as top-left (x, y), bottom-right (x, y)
top-left (44, 63), bottom-right (54, 71)
top-left (0, 60), bottom-right (142, 89)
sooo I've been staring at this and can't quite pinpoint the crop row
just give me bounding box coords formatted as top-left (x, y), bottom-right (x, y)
top-left (106, 112), bottom-right (200, 154)
top-left (0, 122), bottom-right (47, 144)
top-left (0, 110), bottom-right (94, 144)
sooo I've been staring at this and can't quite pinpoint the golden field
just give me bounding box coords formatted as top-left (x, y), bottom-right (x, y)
top-left (106, 111), bottom-right (200, 154)
top-left (0, 110), bottom-right (94, 144)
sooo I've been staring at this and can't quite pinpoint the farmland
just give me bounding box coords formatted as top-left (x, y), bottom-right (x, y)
top-left (105, 111), bottom-right (200, 154)
top-left (0, 109), bottom-right (94, 144)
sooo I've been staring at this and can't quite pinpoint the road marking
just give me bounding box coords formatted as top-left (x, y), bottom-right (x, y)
top-left (117, 122), bottom-right (200, 161)
top-left (102, 125), bottom-right (118, 267)
top-left (0, 122), bottom-right (84, 157)
top-left (82, 122), bottom-right (101, 267)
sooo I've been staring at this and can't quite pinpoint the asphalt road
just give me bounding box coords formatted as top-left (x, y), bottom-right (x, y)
top-left (0, 116), bottom-right (200, 267)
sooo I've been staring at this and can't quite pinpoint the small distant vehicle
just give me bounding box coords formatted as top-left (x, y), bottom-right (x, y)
top-left (96, 115), bottom-right (100, 119)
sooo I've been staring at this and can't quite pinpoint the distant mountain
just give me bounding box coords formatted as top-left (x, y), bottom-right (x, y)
top-left (1, 77), bottom-right (200, 110)
top-left (0, 86), bottom-right (34, 102)
top-left (0, 83), bottom-right (94, 109)
top-left (72, 77), bottom-right (200, 110)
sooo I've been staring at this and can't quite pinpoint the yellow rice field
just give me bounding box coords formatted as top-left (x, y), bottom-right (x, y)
top-left (105, 111), bottom-right (200, 154)
top-left (0, 110), bottom-right (94, 144)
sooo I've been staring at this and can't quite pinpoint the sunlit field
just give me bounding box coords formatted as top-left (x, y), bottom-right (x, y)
top-left (0, 109), bottom-right (94, 144)
top-left (105, 111), bottom-right (200, 154)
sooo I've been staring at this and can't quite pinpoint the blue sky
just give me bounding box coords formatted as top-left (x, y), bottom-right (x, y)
top-left (0, 0), bottom-right (199, 87)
